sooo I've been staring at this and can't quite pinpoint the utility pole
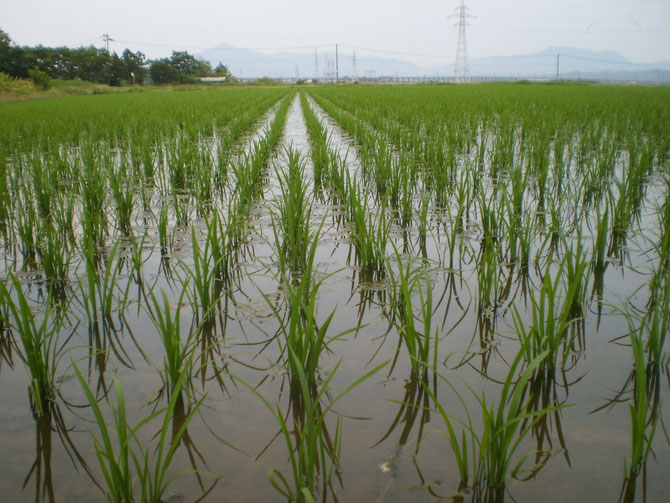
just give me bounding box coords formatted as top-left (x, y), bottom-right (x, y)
top-left (556, 53), bottom-right (560, 80)
top-left (335, 44), bottom-right (339, 83)
top-left (450, 1), bottom-right (473, 83)
top-left (102, 33), bottom-right (113, 53)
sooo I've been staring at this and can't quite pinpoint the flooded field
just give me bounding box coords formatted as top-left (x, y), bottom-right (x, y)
top-left (0, 83), bottom-right (669, 502)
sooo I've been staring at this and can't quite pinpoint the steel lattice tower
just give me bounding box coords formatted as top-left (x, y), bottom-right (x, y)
top-left (451, 1), bottom-right (472, 83)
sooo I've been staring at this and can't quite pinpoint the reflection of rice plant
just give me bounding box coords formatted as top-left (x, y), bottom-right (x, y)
top-left (424, 348), bottom-right (559, 495)
top-left (74, 365), bottom-right (205, 503)
top-left (1, 275), bottom-right (68, 416)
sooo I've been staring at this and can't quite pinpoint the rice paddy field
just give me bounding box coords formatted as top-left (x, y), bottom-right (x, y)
top-left (0, 83), bottom-right (669, 503)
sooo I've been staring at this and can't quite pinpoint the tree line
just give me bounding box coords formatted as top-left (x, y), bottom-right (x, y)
top-left (0, 29), bottom-right (233, 86)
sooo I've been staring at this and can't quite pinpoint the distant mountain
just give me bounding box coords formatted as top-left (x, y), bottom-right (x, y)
top-left (198, 44), bottom-right (670, 83)
top-left (198, 43), bottom-right (420, 80)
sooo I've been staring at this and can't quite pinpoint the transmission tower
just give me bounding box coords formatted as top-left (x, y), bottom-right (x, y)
top-left (313, 47), bottom-right (320, 80)
top-left (351, 50), bottom-right (358, 81)
top-left (449, 1), bottom-right (473, 83)
top-left (102, 33), bottom-right (114, 53)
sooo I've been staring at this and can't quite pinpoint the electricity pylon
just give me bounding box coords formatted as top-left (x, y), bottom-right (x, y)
top-left (449, 1), bottom-right (473, 83)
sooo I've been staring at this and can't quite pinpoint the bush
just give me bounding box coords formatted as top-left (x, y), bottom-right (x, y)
top-left (28, 68), bottom-right (52, 90)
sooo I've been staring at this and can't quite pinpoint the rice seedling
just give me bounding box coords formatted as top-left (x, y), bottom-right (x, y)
top-left (78, 239), bottom-right (127, 323)
top-left (512, 257), bottom-right (585, 370)
top-left (233, 355), bottom-right (386, 503)
top-left (179, 223), bottom-right (227, 326)
top-left (626, 328), bottom-right (659, 475)
top-left (36, 221), bottom-right (73, 296)
top-left (74, 364), bottom-right (206, 503)
top-left (80, 144), bottom-right (109, 248)
top-left (0, 148), bottom-right (11, 240)
top-left (0, 274), bottom-right (69, 416)
top-left (423, 347), bottom-right (559, 495)
top-left (385, 251), bottom-right (439, 378)
top-left (145, 286), bottom-right (199, 396)
top-left (108, 152), bottom-right (136, 236)
top-left (262, 221), bottom-right (344, 385)
top-left (346, 179), bottom-right (388, 279)
top-left (17, 200), bottom-right (38, 266)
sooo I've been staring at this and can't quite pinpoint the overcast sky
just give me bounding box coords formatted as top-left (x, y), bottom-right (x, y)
top-left (2, 0), bottom-right (669, 65)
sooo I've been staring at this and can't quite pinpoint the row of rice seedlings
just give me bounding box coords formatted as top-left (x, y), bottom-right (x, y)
top-left (1, 89), bottom-right (289, 287)
top-left (299, 94), bottom-right (351, 214)
top-left (302, 95), bottom-right (392, 279)
top-left (423, 347), bottom-right (560, 498)
top-left (271, 147), bottom-right (314, 279)
top-left (0, 88), bottom-right (289, 154)
top-left (608, 143), bottom-right (655, 256)
top-left (308, 91), bottom-right (420, 218)
top-left (299, 92), bottom-right (330, 188)
top-left (74, 365), bottom-right (206, 503)
top-left (231, 93), bottom-right (294, 217)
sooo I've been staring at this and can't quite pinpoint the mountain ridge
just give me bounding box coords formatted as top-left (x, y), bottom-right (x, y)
top-left (197, 44), bottom-right (670, 81)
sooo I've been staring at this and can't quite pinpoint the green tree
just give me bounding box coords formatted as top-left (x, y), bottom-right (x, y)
top-left (0, 29), bottom-right (28, 77)
top-left (149, 58), bottom-right (180, 84)
top-left (149, 51), bottom-right (213, 84)
top-left (28, 67), bottom-right (52, 90)
top-left (122, 49), bottom-right (147, 84)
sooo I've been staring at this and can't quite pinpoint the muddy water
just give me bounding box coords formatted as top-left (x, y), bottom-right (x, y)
top-left (0, 91), bottom-right (668, 503)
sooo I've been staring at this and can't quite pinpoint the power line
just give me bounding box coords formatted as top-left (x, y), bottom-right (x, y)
top-left (340, 43), bottom-right (454, 60)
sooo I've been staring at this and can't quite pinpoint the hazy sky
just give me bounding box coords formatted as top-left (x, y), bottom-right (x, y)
top-left (2, 0), bottom-right (669, 65)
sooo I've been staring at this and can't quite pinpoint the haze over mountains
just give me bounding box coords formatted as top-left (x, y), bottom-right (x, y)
top-left (198, 44), bottom-right (670, 82)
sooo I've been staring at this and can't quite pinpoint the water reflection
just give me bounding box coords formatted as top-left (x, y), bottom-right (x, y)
top-left (24, 404), bottom-right (96, 503)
